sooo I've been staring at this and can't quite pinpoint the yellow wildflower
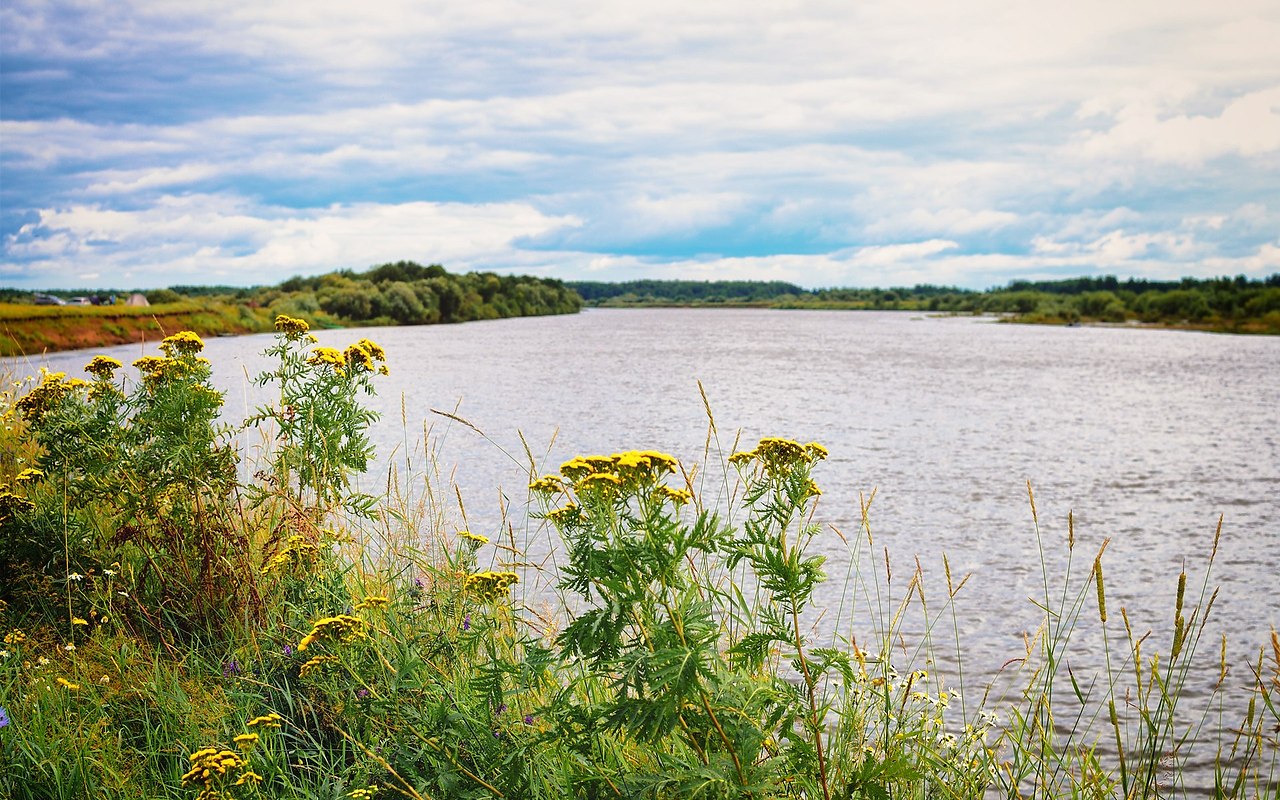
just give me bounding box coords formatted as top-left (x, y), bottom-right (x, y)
top-left (306, 347), bottom-right (345, 372)
top-left (71, 617), bottom-right (88, 626)
top-left (354, 595), bottom-right (390, 611)
top-left (235, 770), bottom-right (264, 786)
top-left (344, 342), bottom-right (375, 372)
top-left (15, 468), bottom-right (43, 484)
top-left (356, 338), bottom-right (386, 361)
top-left (464, 570), bottom-right (520, 601)
top-left (297, 614), bottom-right (366, 651)
top-left (656, 485), bottom-right (693, 505)
top-left (233, 732), bottom-right (259, 750)
top-left (528, 474), bottom-right (564, 494)
top-left (458, 530), bottom-right (489, 545)
top-left (544, 503), bottom-right (580, 526)
top-left (56, 677), bottom-right (80, 691)
top-left (83, 355), bottom-right (123, 379)
top-left (247, 712), bottom-right (283, 729)
top-left (298, 654), bottom-right (340, 678)
top-left (274, 314), bottom-right (310, 338)
top-left (3, 630), bottom-right (26, 646)
top-left (159, 330), bottom-right (205, 357)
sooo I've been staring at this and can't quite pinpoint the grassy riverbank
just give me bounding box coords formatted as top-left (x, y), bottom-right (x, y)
top-left (1, 319), bottom-right (1277, 799)
top-left (2, 261), bottom-right (582, 357)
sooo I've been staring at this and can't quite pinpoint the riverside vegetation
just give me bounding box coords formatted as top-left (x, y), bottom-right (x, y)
top-left (570, 275), bottom-right (1280, 335)
top-left (0, 317), bottom-right (1277, 799)
top-left (0, 262), bottom-right (581, 357)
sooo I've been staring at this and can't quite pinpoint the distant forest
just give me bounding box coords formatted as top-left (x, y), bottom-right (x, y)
top-left (3, 262), bottom-right (582, 326)
top-left (570, 274), bottom-right (1280, 333)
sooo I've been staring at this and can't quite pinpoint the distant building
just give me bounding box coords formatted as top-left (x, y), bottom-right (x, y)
top-left (126, 293), bottom-right (149, 307)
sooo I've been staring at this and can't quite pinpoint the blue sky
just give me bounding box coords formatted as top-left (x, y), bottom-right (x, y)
top-left (2, 1), bottom-right (1278, 290)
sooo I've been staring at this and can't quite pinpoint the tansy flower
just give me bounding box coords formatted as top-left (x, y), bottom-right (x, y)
top-left (159, 331), bottom-right (205, 357)
top-left (247, 712), bottom-right (283, 729)
top-left (56, 677), bottom-right (80, 691)
top-left (83, 355), bottom-right (123, 380)
top-left (528, 475), bottom-right (565, 494)
top-left (458, 530), bottom-right (489, 545)
top-left (233, 732), bottom-right (259, 750)
top-left (297, 615), bottom-right (366, 651)
top-left (298, 655), bottom-right (339, 678)
top-left (353, 595), bottom-right (390, 611)
top-left (306, 347), bottom-right (345, 372)
top-left (274, 314), bottom-right (310, 338)
top-left (15, 468), bottom-right (44, 484)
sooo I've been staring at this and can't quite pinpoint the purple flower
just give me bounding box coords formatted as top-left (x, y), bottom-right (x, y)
top-left (523, 714), bottom-right (534, 725)
top-left (223, 659), bottom-right (240, 677)
top-left (497, 703), bottom-right (507, 714)
top-left (415, 578), bottom-right (424, 590)
top-left (462, 613), bottom-right (471, 631)
top-left (0, 706), bottom-right (10, 728)
top-left (356, 688), bottom-right (370, 700)
top-left (282, 644), bottom-right (295, 656)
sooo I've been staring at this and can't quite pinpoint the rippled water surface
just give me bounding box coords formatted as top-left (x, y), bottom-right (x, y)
top-left (13, 308), bottom-right (1280, 792)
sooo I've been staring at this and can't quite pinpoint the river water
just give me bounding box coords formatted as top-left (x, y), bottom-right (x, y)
top-left (10, 308), bottom-right (1279, 793)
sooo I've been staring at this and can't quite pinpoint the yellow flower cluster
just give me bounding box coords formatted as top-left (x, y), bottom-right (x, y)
top-left (729, 438), bottom-right (828, 477)
top-left (297, 614), bottom-right (366, 651)
top-left (348, 787), bottom-right (381, 799)
top-left (560, 451), bottom-right (679, 486)
top-left (247, 712), bottom-right (283, 729)
top-left (14, 370), bottom-right (76, 424)
top-left (0, 491), bottom-right (36, 523)
top-left (3, 630), bottom-right (26, 645)
top-left (464, 570), bottom-right (520, 601)
top-left (353, 595), bottom-right (390, 611)
top-left (656, 486), bottom-right (693, 505)
top-left (342, 338), bottom-right (389, 375)
top-left (274, 314), bottom-right (311, 338)
top-left (15, 468), bottom-right (43, 484)
top-left (307, 347), bottom-right (346, 372)
top-left (57, 677), bottom-right (80, 691)
top-left (182, 747), bottom-right (247, 788)
top-left (261, 534), bottom-right (322, 575)
top-left (544, 503), bottom-right (580, 525)
top-left (233, 732), bottom-right (259, 750)
top-left (298, 654), bottom-right (340, 678)
top-left (458, 530), bottom-right (489, 545)
top-left (159, 330), bottom-right (205, 357)
top-left (528, 474), bottom-right (565, 494)
top-left (83, 355), bottom-right (122, 380)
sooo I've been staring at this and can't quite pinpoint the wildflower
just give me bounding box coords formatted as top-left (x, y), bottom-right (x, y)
top-left (354, 595), bottom-right (390, 611)
top-left (247, 712), bottom-right (283, 729)
top-left (66, 572), bottom-right (83, 582)
top-left (349, 788), bottom-right (380, 799)
top-left (544, 503), bottom-right (580, 525)
top-left (344, 342), bottom-right (375, 371)
top-left (159, 330), bottom-right (205, 357)
top-left (458, 530), bottom-right (489, 545)
top-left (262, 534), bottom-right (321, 575)
top-left (0, 650), bottom-right (8, 659)
top-left (298, 654), bottom-right (339, 678)
top-left (282, 644), bottom-right (294, 656)
top-left (233, 732), bottom-right (259, 750)
top-left (71, 617), bottom-right (88, 626)
top-left (223, 659), bottom-right (240, 677)
top-left (14, 370), bottom-right (75, 424)
top-left (83, 355), bottom-right (123, 380)
top-left (235, 770), bottom-right (264, 786)
top-left (15, 468), bottom-right (44, 484)
top-left (182, 747), bottom-right (245, 784)
top-left (102, 568), bottom-right (117, 577)
top-left (462, 613), bottom-right (471, 631)
top-left (63, 643), bottom-right (75, 652)
top-left (656, 485), bottom-right (693, 505)
top-left (356, 338), bottom-right (386, 361)
top-left (37, 656), bottom-right (50, 666)
top-left (56, 677), bottom-right (80, 691)
top-left (528, 474), bottom-right (565, 494)
top-left (523, 714), bottom-right (534, 725)
top-left (297, 614), bottom-right (366, 651)
top-left (3, 630), bottom-right (25, 645)
top-left (356, 688), bottom-right (370, 699)
top-left (132, 355), bottom-right (171, 381)
top-left (306, 347), bottom-right (345, 372)
top-left (274, 314), bottom-right (310, 338)
top-left (0, 706), bottom-right (8, 727)
top-left (464, 570), bottom-right (520, 601)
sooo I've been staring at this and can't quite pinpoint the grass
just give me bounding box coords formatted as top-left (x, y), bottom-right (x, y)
top-left (1, 321), bottom-right (1276, 799)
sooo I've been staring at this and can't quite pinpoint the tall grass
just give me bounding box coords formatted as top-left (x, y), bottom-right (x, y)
top-left (1, 318), bottom-right (1276, 799)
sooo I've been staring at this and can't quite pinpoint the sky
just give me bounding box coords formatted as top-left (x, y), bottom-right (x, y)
top-left (1, 1), bottom-right (1278, 291)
